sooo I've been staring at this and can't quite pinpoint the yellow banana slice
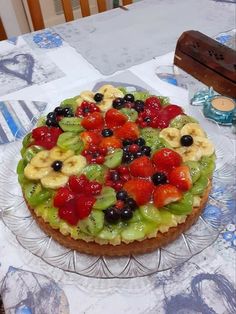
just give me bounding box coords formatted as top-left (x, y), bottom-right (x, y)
top-left (24, 164), bottom-right (52, 180)
top-left (41, 172), bottom-right (68, 189)
top-left (181, 123), bottom-right (205, 138)
top-left (194, 136), bottom-right (215, 156)
top-left (31, 150), bottom-right (52, 168)
top-left (49, 147), bottom-right (74, 161)
top-left (80, 91), bottom-right (95, 102)
top-left (159, 128), bottom-right (181, 148)
top-left (61, 155), bottom-right (87, 176)
top-left (97, 84), bottom-right (115, 94)
top-left (76, 96), bottom-right (84, 106)
top-left (176, 146), bottom-right (202, 162)
top-left (98, 85), bottom-right (124, 99)
top-left (98, 98), bottom-right (113, 112)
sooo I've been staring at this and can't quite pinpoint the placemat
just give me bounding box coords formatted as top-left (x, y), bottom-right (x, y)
top-left (52, 0), bottom-right (235, 75)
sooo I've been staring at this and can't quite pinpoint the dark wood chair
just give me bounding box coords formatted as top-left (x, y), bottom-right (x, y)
top-left (0, 17), bottom-right (7, 41)
top-left (27, 0), bottom-right (133, 31)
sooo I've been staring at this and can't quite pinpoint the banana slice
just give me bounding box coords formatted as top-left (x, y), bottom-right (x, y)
top-left (97, 84), bottom-right (115, 94)
top-left (24, 164), bottom-right (52, 180)
top-left (80, 91), bottom-right (95, 102)
top-left (41, 172), bottom-right (68, 189)
top-left (98, 85), bottom-right (124, 99)
top-left (176, 146), bottom-right (202, 162)
top-left (76, 96), bottom-right (84, 106)
top-left (49, 147), bottom-right (74, 161)
top-left (61, 155), bottom-right (87, 176)
top-left (181, 123), bottom-right (205, 138)
top-left (159, 128), bottom-right (181, 148)
top-left (31, 150), bottom-right (52, 168)
top-left (98, 98), bottom-right (113, 112)
top-left (194, 136), bottom-right (215, 156)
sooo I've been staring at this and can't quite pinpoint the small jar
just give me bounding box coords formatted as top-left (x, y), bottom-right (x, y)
top-left (203, 96), bottom-right (236, 125)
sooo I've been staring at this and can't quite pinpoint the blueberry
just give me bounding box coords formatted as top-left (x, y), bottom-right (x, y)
top-left (122, 152), bottom-right (132, 163)
top-left (47, 112), bottom-right (56, 119)
top-left (111, 171), bottom-right (120, 182)
top-left (101, 128), bottom-right (113, 137)
top-left (121, 206), bottom-right (133, 221)
top-left (46, 118), bottom-right (59, 127)
top-left (152, 172), bottom-right (167, 185)
top-left (134, 100), bottom-right (145, 112)
top-left (104, 207), bottom-right (120, 223)
top-left (126, 197), bottom-right (138, 210)
top-left (134, 137), bottom-right (146, 146)
top-left (134, 151), bottom-right (142, 158)
top-left (94, 93), bottom-right (104, 102)
top-left (116, 190), bottom-right (128, 201)
top-left (180, 135), bottom-right (193, 147)
top-left (62, 107), bottom-right (73, 117)
top-left (124, 94), bottom-right (135, 103)
top-left (144, 117), bottom-right (151, 123)
top-left (123, 146), bottom-right (130, 153)
top-left (122, 139), bottom-right (133, 146)
top-left (51, 160), bottom-right (63, 171)
top-left (54, 106), bottom-right (64, 115)
top-left (141, 146), bottom-right (151, 156)
top-left (112, 97), bottom-right (124, 110)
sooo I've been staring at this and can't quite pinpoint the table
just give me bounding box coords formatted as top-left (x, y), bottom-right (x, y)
top-left (0, 1), bottom-right (235, 313)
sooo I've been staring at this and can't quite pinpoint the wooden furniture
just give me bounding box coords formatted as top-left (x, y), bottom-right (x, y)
top-left (174, 30), bottom-right (236, 98)
top-left (0, 17), bottom-right (7, 41)
top-left (27, 0), bottom-right (133, 31)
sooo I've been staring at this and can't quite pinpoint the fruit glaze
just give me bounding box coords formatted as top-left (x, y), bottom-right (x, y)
top-left (17, 85), bottom-right (216, 254)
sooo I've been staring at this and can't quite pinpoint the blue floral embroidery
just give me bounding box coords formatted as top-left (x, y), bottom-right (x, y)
top-left (33, 31), bottom-right (63, 49)
top-left (216, 34), bottom-right (232, 44)
top-left (222, 224), bottom-right (236, 248)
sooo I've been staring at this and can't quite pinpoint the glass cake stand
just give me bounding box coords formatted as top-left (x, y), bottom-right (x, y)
top-left (0, 107), bottom-right (234, 278)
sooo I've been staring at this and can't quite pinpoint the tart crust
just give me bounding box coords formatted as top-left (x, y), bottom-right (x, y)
top-left (25, 182), bottom-right (211, 256)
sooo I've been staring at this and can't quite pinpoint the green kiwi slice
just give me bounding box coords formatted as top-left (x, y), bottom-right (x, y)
top-left (139, 204), bottom-right (162, 224)
top-left (104, 148), bottom-right (123, 169)
top-left (93, 187), bottom-right (116, 210)
top-left (184, 161), bottom-right (201, 183)
top-left (190, 176), bottom-right (208, 196)
top-left (78, 210), bottom-right (104, 236)
top-left (24, 182), bottom-right (52, 207)
top-left (169, 114), bottom-right (199, 129)
top-left (57, 132), bottom-right (84, 153)
top-left (199, 155), bottom-right (216, 178)
top-left (166, 192), bottom-right (193, 215)
top-left (82, 164), bottom-right (107, 183)
top-left (59, 117), bottom-right (84, 133)
top-left (120, 108), bottom-right (138, 122)
top-left (22, 145), bottom-right (43, 163)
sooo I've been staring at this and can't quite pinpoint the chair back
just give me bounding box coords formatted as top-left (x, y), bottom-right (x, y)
top-left (27, 0), bottom-right (133, 31)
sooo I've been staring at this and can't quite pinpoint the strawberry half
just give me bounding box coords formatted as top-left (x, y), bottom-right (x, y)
top-left (153, 184), bottom-right (182, 208)
top-left (81, 112), bottom-right (104, 130)
top-left (69, 174), bottom-right (89, 193)
top-left (99, 136), bottom-right (122, 150)
top-left (123, 178), bottom-right (154, 205)
top-left (54, 187), bottom-right (75, 208)
top-left (115, 122), bottom-right (140, 140)
top-left (58, 199), bottom-right (79, 225)
top-left (75, 195), bottom-right (96, 219)
top-left (129, 156), bottom-right (154, 177)
top-left (152, 148), bottom-right (182, 170)
top-left (105, 108), bottom-right (128, 129)
top-left (169, 165), bottom-right (192, 191)
top-left (80, 131), bottom-right (102, 149)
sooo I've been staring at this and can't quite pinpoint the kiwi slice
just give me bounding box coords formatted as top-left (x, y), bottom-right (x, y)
top-left (121, 221), bottom-right (156, 241)
top-left (199, 154), bottom-right (216, 178)
top-left (22, 145), bottom-right (43, 163)
top-left (120, 108), bottom-right (138, 122)
top-left (35, 202), bottom-right (60, 229)
top-left (59, 117), bottom-right (84, 133)
top-left (22, 133), bottom-right (32, 148)
top-left (17, 159), bottom-right (29, 185)
top-left (132, 91), bottom-right (150, 101)
top-left (60, 96), bottom-right (80, 113)
top-left (36, 117), bottom-right (46, 127)
top-left (159, 210), bottom-right (176, 226)
top-left (140, 127), bottom-right (164, 151)
top-left (82, 164), bottom-right (107, 183)
top-left (57, 132), bottom-right (84, 153)
top-left (97, 222), bottom-right (124, 241)
top-left (104, 148), bottom-right (123, 169)
top-left (139, 204), bottom-right (162, 224)
top-left (170, 114), bottom-right (199, 129)
top-left (129, 210), bottom-right (143, 223)
top-left (166, 192), bottom-right (193, 215)
top-left (78, 210), bottom-right (104, 236)
top-left (184, 161), bottom-right (201, 183)
top-left (93, 187), bottom-right (116, 210)
top-left (190, 176), bottom-right (208, 196)
top-left (24, 182), bottom-right (52, 207)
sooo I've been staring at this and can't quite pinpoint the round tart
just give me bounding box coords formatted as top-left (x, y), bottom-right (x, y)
top-left (17, 85), bottom-right (215, 256)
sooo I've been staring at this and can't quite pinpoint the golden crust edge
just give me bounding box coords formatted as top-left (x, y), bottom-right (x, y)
top-left (24, 182), bottom-right (212, 256)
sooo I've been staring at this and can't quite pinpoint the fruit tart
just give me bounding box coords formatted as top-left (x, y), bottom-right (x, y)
top-left (17, 85), bottom-right (216, 256)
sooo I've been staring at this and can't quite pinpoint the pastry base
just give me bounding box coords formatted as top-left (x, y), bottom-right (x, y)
top-left (26, 183), bottom-right (211, 256)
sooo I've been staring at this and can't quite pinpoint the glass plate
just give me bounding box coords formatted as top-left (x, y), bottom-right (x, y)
top-left (0, 109), bottom-right (234, 279)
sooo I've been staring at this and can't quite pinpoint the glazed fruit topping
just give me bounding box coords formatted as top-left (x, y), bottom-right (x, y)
top-left (151, 172), bottom-right (168, 185)
top-left (58, 200), bottom-right (78, 225)
top-left (69, 174), bottom-right (89, 193)
top-left (129, 156), bottom-right (154, 177)
top-left (104, 207), bottom-right (120, 223)
top-left (81, 112), bottom-right (104, 130)
top-left (31, 126), bottom-right (62, 150)
top-left (54, 187), bottom-right (75, 207)
top-left (123, 178), bottom-right (154, 205)
top-left (180, 135), bottom-right (193, 147)
top-left (51, 160), bottom-right (63, 172)
top-left (75, 101), bottom-right (100, 117)
top-left (115, 121), bottom-right (140, 140)
top-left (82, 144), bottom-right (107, 164)
top-left (169, 165), bottom-right (192, 191)
top-left (124, 93), bottom-right (135, 103)
top-left (105, 108), bottom-right (127, 128)
top-left (152, 148), bottom-right (182, 169)
top-left (153, 184), bottom-right (182, 208)
top-left (134, 100), bottom-right (145, 112)
top-left (116, 190), bottom-right (128, 201)
top-left (75, 194), bottom-right (96, 219)
top-left (112, 97), bottom-right (124, 110)
top-left (106, 168), bottom-right (131, 191)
